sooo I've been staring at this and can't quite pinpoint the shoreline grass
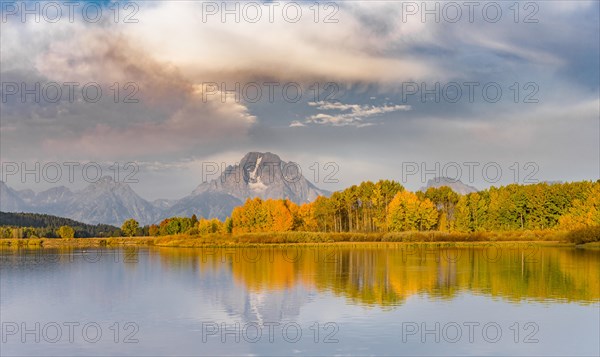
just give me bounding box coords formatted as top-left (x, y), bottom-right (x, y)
top-left (0, 229), bottom-right (597, 249)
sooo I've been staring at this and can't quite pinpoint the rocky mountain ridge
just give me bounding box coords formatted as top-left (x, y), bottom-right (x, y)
top-left (0, 152), bottom-right (328, 226)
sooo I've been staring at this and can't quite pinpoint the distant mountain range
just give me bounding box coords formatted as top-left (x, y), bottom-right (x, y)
top-left (1, 177), bottom-right (157, 226)
top-left (0, 152), bottom-right (329, 226)
top-left (419, 177), bottom-right (479, 195)
top-left (1, 153), bottom-right (482, 226)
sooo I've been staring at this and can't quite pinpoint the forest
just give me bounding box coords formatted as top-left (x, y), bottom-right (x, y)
top-left (145, 180), bottom-right (600, 239)
top-left (0, 212), bottom-right (120, 238)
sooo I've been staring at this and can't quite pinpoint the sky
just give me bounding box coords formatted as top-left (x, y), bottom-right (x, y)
top-left (0, 0), bottom-right (599, 200)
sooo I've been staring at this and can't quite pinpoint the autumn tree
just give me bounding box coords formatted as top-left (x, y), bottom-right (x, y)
top-left (148, 224), bottom-right (159, 236)
top-left (387, 191), bottom-right (438, 231)
top-left (264, 199), bottom-right (296, 231)
top-left (57, 225), bottom-right (75, 238)
top-left (372, 180), bottom-right (404, 232)
top-left (559, 184), bottom-right (600, 229)
top-left (198, 218), bottom-right (224, 234)
top-left (312, 196), bottom-right (335, 232)
top-left (453, 192), bottom-right (488, 232)
top-left (296, 201), bottom-right (318, 231)
top-left (158, 217), bottom-right (193, 236)
top-left (420, 186), bottom-right (459, 231)
top-left (224, 217), bottom-right (233, 233)
top-left (230, 198), bottom-right (297, 233)
top-left (121, 219), bottom-right (139, 237)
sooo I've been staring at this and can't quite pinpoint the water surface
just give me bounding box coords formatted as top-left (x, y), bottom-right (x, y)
top-left (1, 244), bottom-right (598, 356)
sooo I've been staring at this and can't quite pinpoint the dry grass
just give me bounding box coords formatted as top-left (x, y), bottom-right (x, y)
top-left (1, 229), bottom-right (592, 249)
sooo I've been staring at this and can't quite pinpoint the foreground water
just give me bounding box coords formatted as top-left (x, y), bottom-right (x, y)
top-left (1, 244), bottom-right (598, 356)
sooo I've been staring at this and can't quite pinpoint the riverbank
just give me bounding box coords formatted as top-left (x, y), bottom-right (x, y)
top-left (1, 229), bottom-right (598, 249)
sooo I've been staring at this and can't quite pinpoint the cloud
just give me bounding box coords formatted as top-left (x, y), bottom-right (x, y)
top-left (0, 1), bottom-right (447, 161)
top-left (2, 21), bottom-right (256, 159)
top-left (126, 2), bottom-right (446, 85)
top-left (41, 86), bottom-right (256, 158)
top-left (296, 101), bottom-right (411, 127)
top-left (1, 0), bottom-right (598, 192)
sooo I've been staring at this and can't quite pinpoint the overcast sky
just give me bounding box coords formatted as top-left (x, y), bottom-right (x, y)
top-left (1, 0), bottom-right (598, 200)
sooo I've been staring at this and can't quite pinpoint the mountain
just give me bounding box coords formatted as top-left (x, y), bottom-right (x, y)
top-left (152, 198), bottom-right (177, 210)
top-left (59, 176), bottom-right (159, 226)
top-left (162, 192), bottom-right (242, 221)
top-left (420, 177), bottom-right (478, 195)
top-left (156, 152), bottom-right (328, 221)
top-left (0, 181), bottom-right (28, 212)
top-left (17, 189), bottom-right (36, 204)
top-left (1, 177), bottom-right (158, 226)
top-left (192, 152), bottom-right (329, 204)
top-left (1, 152), bottom-right (329, 225)
top-left (33, 186), bottom-right (74, 206)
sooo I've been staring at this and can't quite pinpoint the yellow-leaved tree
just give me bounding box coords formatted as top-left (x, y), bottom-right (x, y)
top-left (296, 201), bottom-right (318, 231)
top-left (264, 199), bottom-right (296, 232)
top-left (57, 225), bottom-right (75, 238)
top-left (231, 198), bottom-right (297, 233)
top-left (387, 191), bottom-right (438, 231)
top-left (197, 218), bottom-right (225, 234)
top-left (559, 184), bottom-right (600, 230)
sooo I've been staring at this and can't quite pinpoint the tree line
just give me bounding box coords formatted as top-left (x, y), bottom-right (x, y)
top-left (0, 212), bottom-right (120, 238)
top-left (124, 180), bottom-right (600, 237)
top-left (3, 180), bottom-right (597, 239)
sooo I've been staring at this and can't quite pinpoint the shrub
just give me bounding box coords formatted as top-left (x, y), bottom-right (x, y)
top-left (565, 226), bottom-right (600, 244)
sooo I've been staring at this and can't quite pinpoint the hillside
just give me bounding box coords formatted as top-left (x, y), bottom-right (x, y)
top-left (0, 211), bottom-right (119, 237)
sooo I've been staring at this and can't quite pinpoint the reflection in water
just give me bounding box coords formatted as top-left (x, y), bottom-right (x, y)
top-left (1, 244), bottom-right (599, 356)
top-left (153, 244), bottom-right (600, 307)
